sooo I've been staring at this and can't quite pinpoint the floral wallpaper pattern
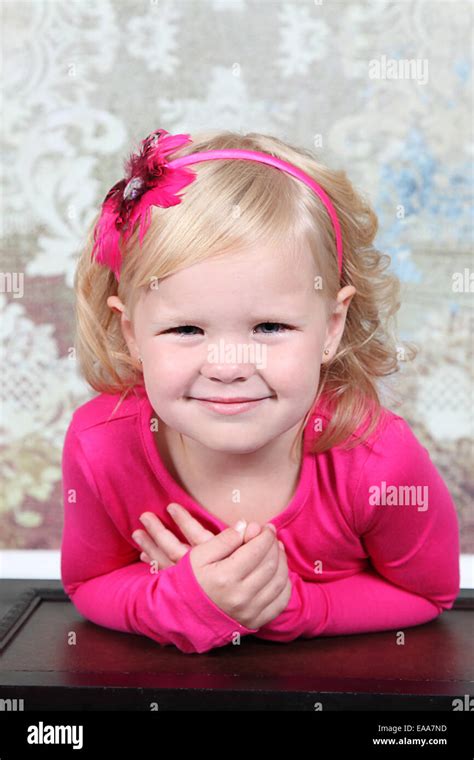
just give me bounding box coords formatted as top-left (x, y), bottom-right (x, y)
top-left (1, 0), bottom-right (472, 553)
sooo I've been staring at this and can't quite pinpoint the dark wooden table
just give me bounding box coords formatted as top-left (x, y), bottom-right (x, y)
top-left (0, 580), bottom-right (473, 711)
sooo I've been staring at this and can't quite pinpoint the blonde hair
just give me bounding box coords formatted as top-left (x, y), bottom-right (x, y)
top-left (74, 129), bottom-right (417, 454)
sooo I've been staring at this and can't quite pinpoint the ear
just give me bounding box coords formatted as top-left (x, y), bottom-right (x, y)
top-left (107, 295), bottom-right (141, 362)
top-left (322, 285), bottom-right (356, 363)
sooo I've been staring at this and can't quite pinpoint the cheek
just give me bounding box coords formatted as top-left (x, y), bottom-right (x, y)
top-left (145, 345), bottom-right (193, 384)
top-left (142, 373), bottom-right (185, 413)
top-left (268, 340), bottom-right (321, 384)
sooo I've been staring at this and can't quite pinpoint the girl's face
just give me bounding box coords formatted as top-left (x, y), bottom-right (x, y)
top-left (109, 244), bottom-right (355, 455)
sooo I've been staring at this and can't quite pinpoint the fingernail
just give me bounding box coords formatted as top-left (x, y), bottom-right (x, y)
top-left (278, 540), bottom-right (285, 551)
top-left (233, 519), bottom-right (247, 536)
top-left (266, 524), bottom-right (277, 534)
top-left (132, 532), bottom-right (142, 544)
top-left (166, 504), bottom-right (176, 515)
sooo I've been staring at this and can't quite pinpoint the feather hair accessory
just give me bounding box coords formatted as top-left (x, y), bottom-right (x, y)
top-left (91, 129), bottom-right (195, 280)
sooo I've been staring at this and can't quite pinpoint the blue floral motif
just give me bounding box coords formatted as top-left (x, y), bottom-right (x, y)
top-left (375, 126), bottom-right (472, 283)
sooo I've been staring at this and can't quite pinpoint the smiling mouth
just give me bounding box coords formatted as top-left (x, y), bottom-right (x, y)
top-left (187, 396), bottom-right (273, 415)
top-left (191, 397), bottom-right (271, 403)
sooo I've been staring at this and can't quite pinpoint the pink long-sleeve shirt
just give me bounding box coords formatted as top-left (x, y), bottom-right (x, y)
top-left (60, 383), bottom-right (460, 654)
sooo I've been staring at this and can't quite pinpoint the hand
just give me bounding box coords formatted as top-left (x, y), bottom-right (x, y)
top-left (131, 503), bottom-right (284, 567)
top-left (131, 504), bottom-right (291, 628)
top-left (190, 520), bottom-right (291, 629)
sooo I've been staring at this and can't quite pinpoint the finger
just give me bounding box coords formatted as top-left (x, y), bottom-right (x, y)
top-left (132, 529), bottom-right (173, 568)
top-left (247, 535), bottom-right (284, 590)
top-left (141, 551), bottom-right (165, 573)
top-left (243, 522), bottom-right (262, 542)
top-left (243, 523), bottom-right (284, 549)
top-left (251, 577), bottom-right (293, 630)
top-left (245, 543), bottom-right (289, 612)
top-left (139, 512), bottom-right (189, 562)
top-left (166, 503), bottom-right (216, 546)
top-left (190, 519), bottom-right (248, 571)
top-left (218, 525), bottom-right (278, 581)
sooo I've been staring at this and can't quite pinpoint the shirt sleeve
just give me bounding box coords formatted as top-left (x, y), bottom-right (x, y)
top-left (255, 416), bottom-right (461, 642)
top-left (60, 424), bottom-right (259, 654)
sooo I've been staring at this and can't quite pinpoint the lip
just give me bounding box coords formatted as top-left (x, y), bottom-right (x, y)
top-left (195, 397), bottom-right (266, 403)
top-left (190, 397), bottom-right (271, 415)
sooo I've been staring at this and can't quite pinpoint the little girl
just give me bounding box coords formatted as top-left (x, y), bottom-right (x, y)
top-left (61, 128), bottom-right (460, 654)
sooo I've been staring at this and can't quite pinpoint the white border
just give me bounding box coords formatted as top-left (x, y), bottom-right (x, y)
top-left (1, 551), bottom-right (473, 587)
top-left (0, 551), bottom-right (60, 579)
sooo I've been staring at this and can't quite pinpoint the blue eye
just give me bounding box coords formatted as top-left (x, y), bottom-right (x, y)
top-left (254, 322), bottom-right (291, 334)
top-left (164, 322), bottom-right (291, 337)
top-left (168, 325), bottom-right (201, 336)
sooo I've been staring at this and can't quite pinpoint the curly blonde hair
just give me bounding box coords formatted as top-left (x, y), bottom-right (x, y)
top-left (74, 129), bottom-right (417, 454)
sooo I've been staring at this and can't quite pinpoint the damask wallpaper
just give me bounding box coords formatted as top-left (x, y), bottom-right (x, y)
top-left (0, 0), bottom-right (472, 563)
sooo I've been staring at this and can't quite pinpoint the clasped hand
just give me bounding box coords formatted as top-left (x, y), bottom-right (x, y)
top-left (131, 504), bottom-right (291, 630)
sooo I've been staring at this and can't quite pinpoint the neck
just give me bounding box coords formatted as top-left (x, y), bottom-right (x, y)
top-left (161, 419), bottom-right (305, 485)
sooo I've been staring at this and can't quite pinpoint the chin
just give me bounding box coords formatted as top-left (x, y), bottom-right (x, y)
top-left (199, 432), bottom-right (269, 454)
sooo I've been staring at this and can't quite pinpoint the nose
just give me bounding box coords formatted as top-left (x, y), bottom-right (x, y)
top-left (200, 344), bottom-right (257, 382)
top-left (200, 361), bottom-right (255, 382)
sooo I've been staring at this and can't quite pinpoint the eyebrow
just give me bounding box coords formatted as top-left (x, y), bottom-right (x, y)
top-left (150, 312), bottom-right (305, 325)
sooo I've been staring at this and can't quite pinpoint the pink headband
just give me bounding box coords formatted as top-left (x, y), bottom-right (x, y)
top-left (91, 129), bottom-right (343, 282)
